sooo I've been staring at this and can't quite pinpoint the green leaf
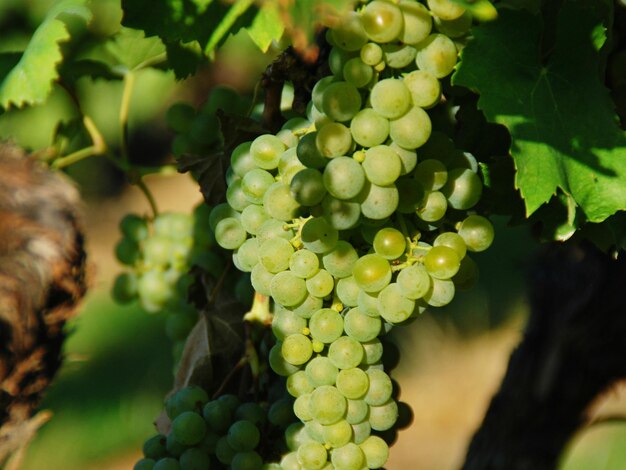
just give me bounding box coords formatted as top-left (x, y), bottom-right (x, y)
top-left (453, 2), bottom-right (626, 225)
top-left (244, 4), bottom-right (285, 53)
top-left (205, 0), bottom-right (256, 57)
top-left (105, 28), bottom-right (166, 72)
top-left (0, 0), bottom-right (91, 109)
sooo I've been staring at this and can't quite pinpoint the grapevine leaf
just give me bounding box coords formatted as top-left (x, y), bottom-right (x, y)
top-left (205, 0), bottom-right (256, 57)
top-left (165, 41), bottom-right (206, 79)
top-left (0, 0), bottom-right (91, 109)
top-left (105, 28), bottom-right (166, 71)
top-left (453, 2), bottom-right (626, 224)
top-left (244, 4), bottom-right (285, 53)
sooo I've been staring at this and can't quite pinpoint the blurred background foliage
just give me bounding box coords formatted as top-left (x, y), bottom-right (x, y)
top-left (1, 1), bottom-right (625, 469)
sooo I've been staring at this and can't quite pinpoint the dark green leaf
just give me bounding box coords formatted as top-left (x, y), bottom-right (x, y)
top-left (453, 2), bottom-right (626, 226)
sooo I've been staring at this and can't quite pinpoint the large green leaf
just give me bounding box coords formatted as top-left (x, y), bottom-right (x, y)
top-left (244, 4), bottom-right (285, 53)
top-left (453, 2), bottom-right (626, 224)
top-left (0, 0), bottom-right (91, 109)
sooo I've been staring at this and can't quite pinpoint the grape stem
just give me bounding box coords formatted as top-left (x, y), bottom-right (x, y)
top-left (51, 115), bottom-right (107, 169)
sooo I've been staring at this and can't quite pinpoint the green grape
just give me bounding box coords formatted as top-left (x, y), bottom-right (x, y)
top-left (290, 168), bottom-right (327, 206)
top-left (165, 432), bottom-right (187, 458)
top-left (290, 249), bottom-right (320, 279)
top-left (277, 129), bottom-right (299, 149)
top-left (346, 399), bottom-right (369, 425)
top-left (377, 283), bottom-right (415, 323)
top-left (322, 241), bottom-right (358, 279)
top-left (171, 411), bottom-right (207, 446)
top-left (453, 255), bottom-right (479, 290)
top-left (360, 42), bottom-right (383, 66)
top-left (322, 157), bottom-right (365, 200)
top-left (218, 394), bottom-right (241, 414)
top-left (397, 264), bottom-right (431, 299)
top-left (361, 1), bottom-right (403, 43)
top-left (364, 369), bottom-right (392, 406)
top-left (287, 370), bottom-right (315, 397)
top-left (373, 227), bottom-right (406, 260)
top-left (294, 295), bottom-right (324, 319)
top-left (306, 269), bottom-right (335, 298)
top-left (434, 11), bottom-right (472, 38)
top-left (368, 400), bottom-right (398, 431)
top-left (306, 356), bottom-right (339, 387)
top-left (308, 102), bottom-right (333, 130)
top-left (282, 333), bottom-right (314, 365)
top-left (331, 443), bottom-right (365, 470)
top-left (309, 308), bottom-right (344, 344)
top-left (457, 215), bottom-right (494, 252)
top-left (137, 271), bottom-right (172, 311)
top-left (388, 143), bottom-right (417, 176)
top-left (322, 81), bottom-right (362, 122)
top-left (328, 336), bottom-right (364, 370)
top-left (424, 245), bottom-right (461, 279)
top-left (257, 218), bottom-right (294, 244)
top-left (434, 232), bottom-right (467, 259)
top-left (280, 451), bottom-right (302, 470)
top-left (316, 122), bottom-right (353, 158)
top-left (172, 134), bottom-right (191, 157)
top-left (112, 272), bottom-right (138, 304)
top-left (251, 134), bottom-right (285, 170)
top-left (120, 214), bottom-right (149, 241)
top-left (293, 393), bottom-right (313, 421)
top-left (414, 159), bottom-right (448, 192)
top-left (226, 420), bottom-right (260, 452)
top-left (415, 33), bottom-right (458, 78)
top-left (259, 237), bottom-right (294, 273)
top-left (215, 217), bottom-right (247, 250)
top-left (361, 339), bottom-right (384, 365)
top-left (336, 368), bottom-right (369, 400)
top-left (358, 182), bottom-right (399, 220)
top-left (166, 102), bottom-right (196, 133)
top-left (134, 458), bottom-right (155, 470)
top-left (279, 147), bottom-right (301, 174)
top-left (423, 277), bottom-right (455, 307)
top-left (389, 106), bottom-right (432, 150)
top-left (251, 262), bottom-right (274, 296)
top-left (231, 451), bottom-right (263, 470)
top-left (343, 308), bottom-right (381, 342)
top-left (269, 398), bottom-right (297, 427)
top-left (272, 271), bottom-right (308, 307)
top-left (236, 238), bottom-right (259, 272)
top-left (235, 402), bottom-right (266, 426)
top-left (203, 401), bottom-right (231, 433)
top-left (416, 191), bottom-right (447, 222)
top-left (230, 142), bottom-right (257, 177)
top-left (359, 435), bottom-right (389, 468)
top-left (321, 195), bottom-right (361, 231)
top-left (427, 0), bottom-right (466, 20)
top-left (382, 43), bottom-right (417, 69)
top-left (309, 385), bottom-right (347, 425)
top-left (296, 441), bottom-right (328, 469)
top-left (399, 0), bottom-right (432, 45)
top-left (395, 177), bottom-right (423, 214)
top-left (270, 343), bottom-right (301, 376)
top-left (209, 203), bottom-right (240, 231)
top-left (331, 11), bottom-right (368, 51)
top-left (263, 182), bottom-right (301, 221)
top-left (226, 179), bottom-right (252, 212)
top-left (328, 47), bottom-right (354, 79)
top-left (370, 79), bottom-right (411, 119)
top-left (362, 145), bottom-right (402, 186)
top-left (188, 113), bottom-right (220, 147)
top-left (312, 76), bottom-right (336, 110)
top-left (242, 168), bottom-right (275, 204)
top-left (323, 420), bottom-right (353, 448)
top-left (297, 132), bottom-right (328, 169)
top-left (115, 237), bottom-right (139, 266)
top-left (143, 434), bottom-right (167, 460)
top-left (336, 276), bottom-right (359, 307)
top-left (153, 458), bottom-right (181, 470)
top-left (301, 217), bottom-right (338, 254)
top-left (342, 57), bottom-right (373, 88)
top-left (353, 253), bottom-right (391, 293)
top-left (442, 168), bottom-right (483, 210)
top-left (179, 448), bottom-right (210, 470)
top-left (352, 420), bottom-right (372, 445)
top-left (350, 108), bottom-right (389, 148)
top-left (272, 308), bottom-right (307, 340)
top-left (241, 204), bottom-right (270, 236)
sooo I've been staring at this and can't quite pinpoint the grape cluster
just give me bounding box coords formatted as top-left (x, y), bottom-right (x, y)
top-left (135, 386), bottom-right (298, 470)
top-left (112, 204), bottom-right (253, 364)
top-left (211, 0), bottom-right (494, 467)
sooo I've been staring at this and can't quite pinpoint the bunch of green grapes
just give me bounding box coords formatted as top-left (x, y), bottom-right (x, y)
top-left (209, 0), bottom-right (494, 467)
top-left (134, 386), bottom-right (300, 470)
top-left (112, 204), bottom-right (253, 364)
top-left (167, 86), bottom-right (250, 158)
